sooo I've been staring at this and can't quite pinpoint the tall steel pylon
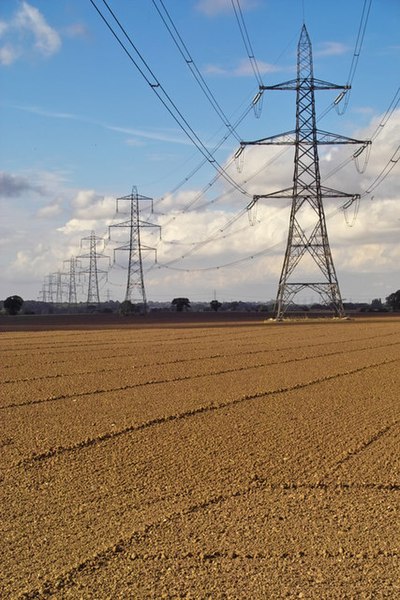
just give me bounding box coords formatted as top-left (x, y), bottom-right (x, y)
top-left (78, 231), bottom-right (109, 305)
top-left (109, 186), bottom-right (160, 312)
top-left (242, 25), bottom-right (368, 319)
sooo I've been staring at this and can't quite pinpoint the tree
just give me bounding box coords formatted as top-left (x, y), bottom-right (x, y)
top-left (119, 300), bottom-right (144, 315)
top-left (386, 290), bottom-right (400, 312)
top-left (119, 300), bottom-right (133, 316)
top-left (171, 297), bottom-right (190, 312)
top-left (3, 295), bottom-right (24, 315)
top-left (210, 299), bottom-right (222, 312)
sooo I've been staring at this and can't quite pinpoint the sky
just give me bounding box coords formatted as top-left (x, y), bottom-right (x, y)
top-left (0, 0), bottom-right (399, 304)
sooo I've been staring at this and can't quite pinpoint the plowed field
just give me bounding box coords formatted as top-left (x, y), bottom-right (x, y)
top-left (1, 316), bottom-right (399, 599)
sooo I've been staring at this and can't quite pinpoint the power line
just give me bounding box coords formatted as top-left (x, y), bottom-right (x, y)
top-left (370, 85), bottom-right (400, 142)
top-left (89, 0), bottom-right (250, 197)
top-left (155, 201), bottom-right (349, 274)
top-left (362, 144), bottom-right (400, 196)
top-left (151, 95), bottom-right (258, 213)
top-left (335, 0), bottom-right (372, 115)
top-left (152, 0), bottom-right (241, 142)
top-left (231, 0), bottom-right (264, 87)
top-left (324, 85), bottom-right (400, 180)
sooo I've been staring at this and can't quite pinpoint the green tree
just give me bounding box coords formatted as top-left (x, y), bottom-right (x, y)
top-left (171, 297), bottom-right (190, 312)
top-left (3, 295), bottom-right (24, 315)
top-left (119, 300), bottom-right (134, 315)
top-left (386, 290), bottom-right (400, 311)
top-left (210, 299), bottom-right (222, 312)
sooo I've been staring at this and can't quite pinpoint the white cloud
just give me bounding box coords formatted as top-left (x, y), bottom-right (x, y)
top-left (15, 2), bottom-right (61, 56)
top-left (11, 241), bottom-right (66, 279)
top-left (0, 1), bottom-right (61, 66)
top-left (70, 190), bottom-right (115, 220)
top-left (72, 190), bottom-right (97, 209)
top-left (36, 201), bottom-right (62, 219)
top-left (57, 218), bottom-right (100, 236)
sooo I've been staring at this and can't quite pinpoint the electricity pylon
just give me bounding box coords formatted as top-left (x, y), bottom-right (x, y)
top-left (63, 257), bottom-right (79, 305)
top-left (78, 231), bottom-right (109, 305)
top-left (46, 273), bottom-right (56, 303)
top-left (242, 25), bottom-right (368, 319)
top-left (38, 281), bottom-right (47, 302)
top-left (109, 186), bottom-right (160, 312)
top-left (53, 270), bottom-right (66, 304)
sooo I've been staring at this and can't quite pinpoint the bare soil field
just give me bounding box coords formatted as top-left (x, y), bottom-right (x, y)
top-left (0, 315), bottom-right (399, 598)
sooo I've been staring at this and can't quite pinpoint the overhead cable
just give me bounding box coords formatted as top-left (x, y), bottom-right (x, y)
top-left (231, 0), bottom-right (264, 87)
top-left (335, 0), bottom-right (372, 114)
top-left (152, 0), bottom-right (241, 142)
top-left (89, 0), bottom-right (250, 196)
top-left (370, 85), bottom-right (400, 142)
top-left (154, 201), bottom-right (349, 274)
top-left (362, 144), bottom-right (400, 196)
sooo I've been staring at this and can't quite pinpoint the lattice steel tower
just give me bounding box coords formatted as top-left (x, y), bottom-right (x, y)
top-left (78, 231), bottom-right (109, 305)
top-left (64, 256), bottom-right (78, 305)
top-left (109, 187), bottom-right (160, 312)
top-left (242, 25), bottom-right (367, 319)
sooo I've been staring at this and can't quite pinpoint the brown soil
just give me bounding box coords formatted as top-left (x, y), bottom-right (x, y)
top-left (1, 316), bottom-right (399, 598)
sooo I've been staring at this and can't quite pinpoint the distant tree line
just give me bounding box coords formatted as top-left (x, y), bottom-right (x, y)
top-left (2, 290), bottom-right (400, 315)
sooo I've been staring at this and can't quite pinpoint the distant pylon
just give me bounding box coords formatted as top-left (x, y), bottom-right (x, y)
top-left (46, 273), bottom-right (56, 303)
top-left (64, 256), bottom-right (78, 304)
top-left (109, 186), bottom-right (160, 311)
top-left (242, 25), bottom-right (369, 319)
top-left (78, 231), bottom-right (109, 305)
top-left (38, 282), bottom-right (47, 302)
top-left (53, 270), bottom-right (65, 304)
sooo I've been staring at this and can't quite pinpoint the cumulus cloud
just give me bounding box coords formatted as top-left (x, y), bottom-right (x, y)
top-left (0, 1), bottom-right (61, 65)
top-left (70, 190), bottom-right (115, 220)
top-left (55, 190), bottom-right (117, 241)
top-left (36, 201), bottom-right (62, 219)
top-left (57, 218), bottom-right (100, 236)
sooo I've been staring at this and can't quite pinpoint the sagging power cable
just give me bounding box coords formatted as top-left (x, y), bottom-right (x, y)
top-left (152, 0), bottom-right (241, 142)
top-left (231, 0), bottom-right (264, 88)
top-left (89, 0), bottom-right (251, 197)
top-left (335, 0), bottom-right (372, 114)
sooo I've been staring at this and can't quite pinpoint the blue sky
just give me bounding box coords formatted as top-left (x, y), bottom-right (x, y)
top-left (0, 0), bottom-right (399, 304)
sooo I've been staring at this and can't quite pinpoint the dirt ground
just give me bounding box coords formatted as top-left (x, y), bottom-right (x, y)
top-left (0, 315), bottom-right (399, 598)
